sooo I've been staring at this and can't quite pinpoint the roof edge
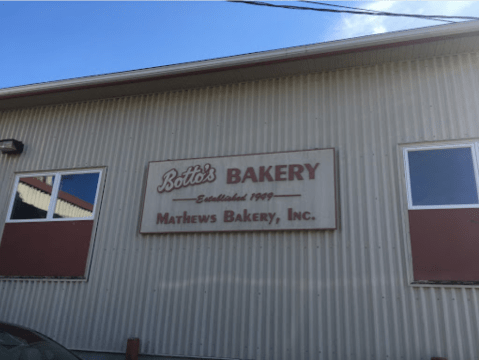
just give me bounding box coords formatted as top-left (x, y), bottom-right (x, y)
top-left (2, 21), bottom-right (479, 101)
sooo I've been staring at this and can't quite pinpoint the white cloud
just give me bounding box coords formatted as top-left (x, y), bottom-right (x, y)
top-left (373, 25), bottom-right (387, 34)
top-left (325, 1), bottom-right (479, 42)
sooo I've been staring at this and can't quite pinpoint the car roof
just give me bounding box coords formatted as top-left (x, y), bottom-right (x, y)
top-left (0, 322), bottom-right (45, 344)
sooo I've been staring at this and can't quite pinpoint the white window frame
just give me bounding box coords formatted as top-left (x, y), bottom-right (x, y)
top-left (400, 140), bottom-right (479, 287)
top-left (6, 168), bottom-right (103, 223)
top-left (403, 142), bottom-right (479, 210)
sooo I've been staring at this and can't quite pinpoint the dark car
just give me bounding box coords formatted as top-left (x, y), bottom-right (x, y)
top-left (0, 323), bottom-right (81, 360)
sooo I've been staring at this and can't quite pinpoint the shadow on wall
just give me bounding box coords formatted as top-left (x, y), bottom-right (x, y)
top-left (73, 350), bottom-right (243, 360)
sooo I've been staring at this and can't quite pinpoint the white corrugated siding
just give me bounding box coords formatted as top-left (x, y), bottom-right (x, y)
top-left (1, 52), bottom-right (479, 360)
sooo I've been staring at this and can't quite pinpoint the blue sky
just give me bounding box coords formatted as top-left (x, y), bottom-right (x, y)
top-left (1, 1), bottom-right (478, 89)
top-left (59, 173), bottom-right (99, 204)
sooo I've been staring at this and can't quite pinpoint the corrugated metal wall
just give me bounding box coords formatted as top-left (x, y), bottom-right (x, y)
top-left (2, 52), bottom-right (479, 360)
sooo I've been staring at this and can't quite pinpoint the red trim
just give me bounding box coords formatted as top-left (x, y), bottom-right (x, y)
top-left (126, 338), bottom-right (140, 360)
top-left (409, 208), bottom-right (479, 281)
top-left (2, 31), bottom-right (478, 102)
top-left (57, 190), bottom-right (93, 212)
top-left (0, 221), bottom-right (94, 277)
top-left (19, 177), bottom-right (93, 212)
top-left (20, 177), bottom-right (53, 195)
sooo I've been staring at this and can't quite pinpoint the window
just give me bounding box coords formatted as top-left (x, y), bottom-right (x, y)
top-left (403, 143), bottom-right (479, 283)
top-left (0, 169), bottom-right (104, 279)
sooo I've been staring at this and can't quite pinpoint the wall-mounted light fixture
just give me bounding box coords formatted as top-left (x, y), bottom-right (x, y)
top-left (0, 139), bottom-right (24, 155)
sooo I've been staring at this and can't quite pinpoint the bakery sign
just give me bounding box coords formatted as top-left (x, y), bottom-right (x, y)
top-left (140, 149), bottom-right (336, 233)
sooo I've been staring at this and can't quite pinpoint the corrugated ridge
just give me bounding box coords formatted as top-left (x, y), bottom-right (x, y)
top-left (2, 52), bottom-right (479, 360)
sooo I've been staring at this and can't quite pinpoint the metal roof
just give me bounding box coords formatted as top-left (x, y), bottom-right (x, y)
top-left (1, 21), bottom-right (479, 110)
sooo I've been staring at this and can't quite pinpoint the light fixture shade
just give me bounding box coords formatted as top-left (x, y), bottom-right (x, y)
top-left (0, 139), bottom-right (24, 154)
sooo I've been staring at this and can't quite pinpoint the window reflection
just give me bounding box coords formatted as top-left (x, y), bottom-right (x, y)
top-left (53, 173), bottom-right (100, 219)
top-left (408, 147), bottom-right (479, 206)
top-left (10, 176), bottom-right (56, 220)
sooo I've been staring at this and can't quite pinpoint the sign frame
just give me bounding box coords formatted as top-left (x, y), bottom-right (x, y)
top-left (140, 148), bottom-right (338, 234)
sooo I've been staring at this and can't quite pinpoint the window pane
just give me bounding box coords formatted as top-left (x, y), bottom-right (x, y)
top-left (10, 176), bottom-right (56, 220)
top-left (53, 173), bottom-right (100, 218)
top-left (408, 147), bottom-right (479, 206)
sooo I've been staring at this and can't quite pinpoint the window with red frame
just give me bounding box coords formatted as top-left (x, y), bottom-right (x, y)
top-left (403, 143), bottom-right (479, 283)
top-left (0, 169), bottom-right (103, 278)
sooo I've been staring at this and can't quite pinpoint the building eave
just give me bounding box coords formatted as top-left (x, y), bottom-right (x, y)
top-left (1, 21), bottom-right (479, 110)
